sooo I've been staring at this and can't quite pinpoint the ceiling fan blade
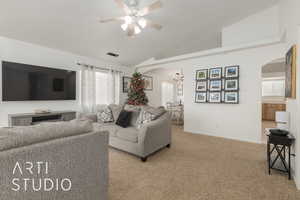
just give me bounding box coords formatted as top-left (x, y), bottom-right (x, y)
top-left (127, 24), bottom-right (135, 37)
top-left (145, 19), bottom-right (162, 30)
top-left (99, 17), bottom-right (124, 23)
top-left (138, 1), bottom-right (162, 16)
top-left (114, 0), bottom-right (131, 15)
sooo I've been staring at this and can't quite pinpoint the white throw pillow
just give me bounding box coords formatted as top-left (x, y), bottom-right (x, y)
top-left (136, 106), bottom-right (166, 128)
top-left (97, 106), bottom-right (114, 123)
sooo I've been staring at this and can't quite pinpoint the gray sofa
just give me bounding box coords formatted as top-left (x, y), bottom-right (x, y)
top-left (0, 120), bottom-right (108, 200)
top-left (86, 104), bottom-right (172, 162)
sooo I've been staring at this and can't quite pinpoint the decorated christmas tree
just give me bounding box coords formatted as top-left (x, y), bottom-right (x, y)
top-left (127, 72), bottom-right (148, 105)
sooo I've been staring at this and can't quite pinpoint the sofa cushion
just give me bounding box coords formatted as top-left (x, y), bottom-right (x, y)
top-left (116, 127), bottom-right (139, 143)
top-left (109, 104), bottom-right (123, 121)
top-left (93, 123), bottom-right (120, 137)
top-left (0, 120), bottom-right (93, 151)
top-left (116, 110), bottom-right (132, 128)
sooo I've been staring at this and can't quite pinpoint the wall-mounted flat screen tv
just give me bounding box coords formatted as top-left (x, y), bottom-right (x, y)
top-left (2, 61), bottom-right (76, 101)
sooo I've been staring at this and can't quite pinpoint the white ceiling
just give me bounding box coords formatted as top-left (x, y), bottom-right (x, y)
top-left (0, 0), bottom-right (279, 66)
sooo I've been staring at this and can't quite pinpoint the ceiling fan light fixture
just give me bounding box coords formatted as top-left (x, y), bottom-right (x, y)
top-left (121, 23), bottom-right (128, 31)
top-left (99, 0), bottom-right (163, 37)
top-left (138, 18), bottom-right (147, 28)
top-left (124, 16), bottom-right (133, 24)
top-left (134, 25), bottom-right (141, 34)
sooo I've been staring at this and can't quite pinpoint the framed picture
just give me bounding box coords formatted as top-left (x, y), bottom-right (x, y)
top-left (196, 69), bottom-right (208, 80)
top-left (285, 45), bottom-right (297, 98)
top-left (225, 66), bottom-right (239, 78)
top-left (195, 92), bottom-right (207, 103)
top-left (209, 92), bottom-right (222, 103)
top-left (225, 79), bottom-right (239, 91)
top-left (196, 81), bottom-right (207, 92)
top-left (122, 76), bottom-right (131, 93)
top-left (209, 80), bottom-right (222, 91)
top-left (224, 92), bottom-right (239, 104)
top-left (143, 75), bottom-right (153, 91)
top-left (209, 67), bottom-right (222, 79)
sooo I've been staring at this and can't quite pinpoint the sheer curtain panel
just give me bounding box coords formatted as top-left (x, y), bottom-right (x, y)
top-left (81, 66), bottom-right (96, 113)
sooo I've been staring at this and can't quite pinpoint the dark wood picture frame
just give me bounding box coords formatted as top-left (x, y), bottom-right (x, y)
top-left (224, 79), bottom-right (239, 91)
top-left (196, 69), bottom-right (208, 81)
top-left (195, 81), bottom-right (207, 92)
top-left (195, 92), bottom-right (207, 103)
top-left (209, 80), bottom-right (222, 91)
top-left (225, 66), bottom-right (240, 79)
top-left (209, 67), bottom-right (222, 79)
top-left (208, 92), bottom-right (222, 103)
top-left (122, 76), bottom-right (131, 93)
top-left (224, 91), bottom-right (239, 104)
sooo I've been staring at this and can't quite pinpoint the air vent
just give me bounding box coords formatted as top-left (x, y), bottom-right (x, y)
top-left (107, 52), bottom-right (119, 57)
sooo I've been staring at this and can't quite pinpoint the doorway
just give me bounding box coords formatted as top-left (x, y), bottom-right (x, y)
top-left (261, 59), bottom-right (286, 143)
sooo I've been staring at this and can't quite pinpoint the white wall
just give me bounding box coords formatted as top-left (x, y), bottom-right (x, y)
top-left (142, 44), bottom-right (284, 144)
top-left (277, 0), bottom-right (300, 189)
top-left (144, 72), bottom-right (162, 107)
top-left (222, 5), bottom-right (280, 47)
top-left (0, 36), bottom-right (132, 127)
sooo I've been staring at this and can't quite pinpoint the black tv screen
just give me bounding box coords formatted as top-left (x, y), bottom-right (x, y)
top-left (2, 61), bottom-right (76, 101)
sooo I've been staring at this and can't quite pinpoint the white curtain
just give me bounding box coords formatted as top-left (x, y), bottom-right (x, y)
top-left (107, 69), bottom-right (120, 105)
top-left (81, 66), bottom-right (96, 113)
top-left (161, 81), bottom-right (175, 107)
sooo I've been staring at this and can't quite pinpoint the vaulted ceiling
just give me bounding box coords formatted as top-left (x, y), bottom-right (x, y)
top-left (0, 0), bottom-right (279, 66)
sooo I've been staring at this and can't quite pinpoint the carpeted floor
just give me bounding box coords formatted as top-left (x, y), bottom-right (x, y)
top-left (109, 126), bottom-right (300, 200)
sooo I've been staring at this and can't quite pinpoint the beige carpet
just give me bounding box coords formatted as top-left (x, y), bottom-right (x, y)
top-left (109, 126), bottom-right (300, 200)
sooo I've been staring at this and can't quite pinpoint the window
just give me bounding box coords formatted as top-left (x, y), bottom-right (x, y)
top-left (161, 82), bottom-right (175, 107)
top-left (262, 78), bottom-right (285, 97)
top-left (95, 71), bottom-right (120, 105)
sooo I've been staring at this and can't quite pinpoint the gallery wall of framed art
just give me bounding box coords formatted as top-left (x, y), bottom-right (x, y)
top-left (195, 66), bottom-right (240, 104)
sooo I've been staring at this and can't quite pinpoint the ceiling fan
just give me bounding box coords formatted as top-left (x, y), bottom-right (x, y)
top-left (99, 0), bottom-right (163, 37)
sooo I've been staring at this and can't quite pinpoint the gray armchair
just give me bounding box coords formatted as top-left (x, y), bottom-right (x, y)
top-left (107, 112), bottom-right (172, 161)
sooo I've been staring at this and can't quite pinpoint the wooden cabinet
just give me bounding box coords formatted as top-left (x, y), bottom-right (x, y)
top-left (262, 104), bottom-right (286, 121)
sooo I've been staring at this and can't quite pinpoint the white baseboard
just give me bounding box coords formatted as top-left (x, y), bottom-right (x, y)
top-left (184, 128), bottom-right (260, 144)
